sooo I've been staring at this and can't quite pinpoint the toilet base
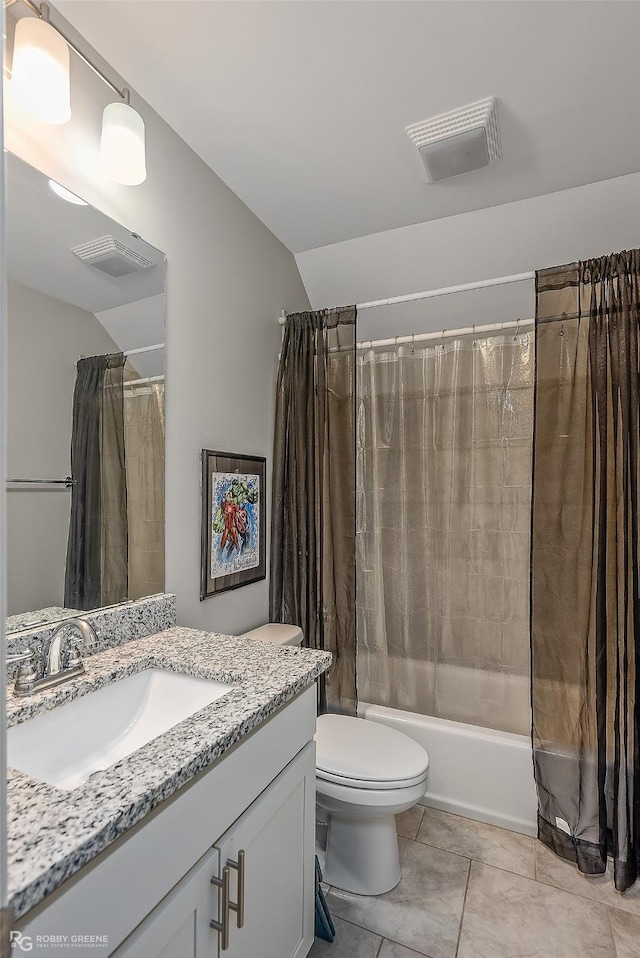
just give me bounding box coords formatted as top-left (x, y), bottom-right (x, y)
top-left (323, 813), bottom-right (401, 896)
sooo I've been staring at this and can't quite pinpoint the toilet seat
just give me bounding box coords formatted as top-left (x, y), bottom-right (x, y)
top-left (315, 714), bottom-right (429, 790)
top-left (316, 766), bottom-right (428, 790)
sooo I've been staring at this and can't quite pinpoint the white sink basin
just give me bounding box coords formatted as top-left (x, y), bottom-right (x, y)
top-left (7, 668), bottom-right (234, 791)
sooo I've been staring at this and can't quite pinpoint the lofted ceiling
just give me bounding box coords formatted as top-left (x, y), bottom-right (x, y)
top-left (54, 0), bottom-right (640, 253)
top-left (7, 153), bottom-right (165, 313)
top-left (7, 152), bottom-right (166, 375)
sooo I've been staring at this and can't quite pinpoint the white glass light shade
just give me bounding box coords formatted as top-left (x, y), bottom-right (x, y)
top-left (100, 101), bottom-right (147, 186)
top-left (11, 17), bottom-right (71, 125)
top-left (48, 179), bottom-right (88, 205)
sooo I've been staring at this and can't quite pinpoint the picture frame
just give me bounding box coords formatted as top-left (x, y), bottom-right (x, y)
top-left (200, 449), bottom-right (267, 600)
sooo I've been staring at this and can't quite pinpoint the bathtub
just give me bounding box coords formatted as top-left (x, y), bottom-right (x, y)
top-left (359, 702), bottom-right (538, 837)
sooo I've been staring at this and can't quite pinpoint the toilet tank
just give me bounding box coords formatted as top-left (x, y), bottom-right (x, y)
top-left (241, 623), bottom-right (304, 647)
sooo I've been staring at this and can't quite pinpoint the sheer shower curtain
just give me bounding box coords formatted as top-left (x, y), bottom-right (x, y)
top-left (270, 307), bottom-right (357, 715)
top-left (532, 251), bottom-right (640, 891)
top-left (65, 353), bottom-right (128, 609)
top-left (123, 376), bottom-right (165, 600)
top-left (357, 331), bottom-right (534, 733)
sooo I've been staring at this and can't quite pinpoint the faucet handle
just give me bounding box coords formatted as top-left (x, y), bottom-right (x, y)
top-left (65, 618), bottom-right (99, 652)
top-left (66, 644), bottom-right (83, 669)
top-left (14, 655), bottom-right (38, 695)
top-left (6, 648), bottom-right (33, 665)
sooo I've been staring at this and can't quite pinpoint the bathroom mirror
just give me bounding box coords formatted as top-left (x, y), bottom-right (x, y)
top-left (5, 153), bottom-right (166, 634)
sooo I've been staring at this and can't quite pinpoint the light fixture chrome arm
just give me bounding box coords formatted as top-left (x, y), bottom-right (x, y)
top-left (17, 0), bottom-right (130, 103)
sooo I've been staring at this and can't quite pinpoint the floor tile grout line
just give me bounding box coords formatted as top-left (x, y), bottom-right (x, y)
top-left (418, 804), bottom-right (537, 840)
top-left (404, 832), bottom-right (537, 883)
top-left (413, 829), bottom-right (535, 854)
top-left (378, 935), bottom-right (439, 958)
top-left (397, 833), bottom-right (472, 867)
top-left (405, 825), bottom-right (640, 915)
top-left (417, 815), bottom-right (640, 914)
top-left (608, 900), bottom-right (640, 920)
top-left (533, 864), bottom-right (640, 916)
top-left (454, 857), bottom-right (473, 958)
top-left (604, 904), bottom-right (619, 958)
top-left (452, 848), bottom-right (632, 908)
top-left (329, 914), bottom-right (385, 952)
top-left (330, 827), bottom-right (637, 958)
top-left (408, 830), bottom-right (637, 920)
top-left (330, 913), bottom-right (436, 958)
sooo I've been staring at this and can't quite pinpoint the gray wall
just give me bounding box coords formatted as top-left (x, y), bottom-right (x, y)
top-left (6, 281), bottom-right (118, 616)
top-left (296, 172), bottom-right (640, 340)
top-left (4, 10), bottom-right (310, 634)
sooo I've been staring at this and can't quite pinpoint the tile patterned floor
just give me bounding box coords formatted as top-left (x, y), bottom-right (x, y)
top-left (309, 805), bottom-right (640, 958)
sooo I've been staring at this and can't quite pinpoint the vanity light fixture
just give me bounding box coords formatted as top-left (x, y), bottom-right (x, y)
top-left (100, 93), bottom-right (147, 187)
top-left (48, 179), bottom-right (88, 205)
top-left (10, 6), bottom-right (71, 124)
top-left (11, 0), bottom-right (147, 185)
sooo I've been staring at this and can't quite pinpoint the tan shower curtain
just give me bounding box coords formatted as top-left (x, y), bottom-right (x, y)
top-left (101, 359), bottom-right (129, 605)
top-left (357, 332), bottom-right (534, 733)
top-left (270, 307), bottom-right (357, 715)
top-left (65, 353), bottom-right (128, 609)
top-left (532, 251), bottom-right (640, 891)
top-left (123, 376), bottom-right (165, 599)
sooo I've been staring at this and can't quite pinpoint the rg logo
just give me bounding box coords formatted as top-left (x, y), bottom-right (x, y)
top-left (9, 932), bottom-right (33, 952)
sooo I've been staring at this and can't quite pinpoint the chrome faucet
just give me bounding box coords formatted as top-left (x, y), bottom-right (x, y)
top-left (11, 617), bottom-right (97, 697)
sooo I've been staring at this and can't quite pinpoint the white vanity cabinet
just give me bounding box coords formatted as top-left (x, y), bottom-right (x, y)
top-left (115, 745), bottom-right (314, 958)
top-left (112, 847), bottom-right (221, 958)
top-left (17, 686), bottom-right (318, 958)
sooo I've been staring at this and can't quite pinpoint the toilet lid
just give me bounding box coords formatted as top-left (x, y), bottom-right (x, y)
top-left (242, 623), bottom-right (303, 646)
top-left (315, 714), bottom-right (429, 790)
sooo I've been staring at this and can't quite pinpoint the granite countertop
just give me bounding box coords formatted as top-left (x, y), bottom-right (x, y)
top-left (6, 607), bottom-right (82, 635)
top-left (6, 626), bottom-right (331, 921)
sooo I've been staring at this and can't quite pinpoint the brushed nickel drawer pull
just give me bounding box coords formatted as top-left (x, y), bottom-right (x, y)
top-left (210, 865), bottom-right (231, 950)
top-left (228, 850), bottom-right (246, 929)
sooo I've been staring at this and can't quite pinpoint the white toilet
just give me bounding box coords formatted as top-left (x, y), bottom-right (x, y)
top-left (241, 623), bottom-right (430, 896)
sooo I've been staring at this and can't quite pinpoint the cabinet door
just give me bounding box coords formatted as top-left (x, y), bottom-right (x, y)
top-left (214, 743), bottom-right (315, 958)
top-left (114, 847), bottom-right (221, 958)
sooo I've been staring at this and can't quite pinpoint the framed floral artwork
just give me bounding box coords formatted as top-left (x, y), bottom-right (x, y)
top-left (200, 450), bottom-right (266, 599)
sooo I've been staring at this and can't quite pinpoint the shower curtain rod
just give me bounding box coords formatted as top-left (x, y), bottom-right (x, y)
top-left (79, 344), bottom-right (165, 361)
top-left (358, 317), bottom-right (534, 350)
top-left (123, 375), bottom-right (165, 386)
top-left (278, 270), bottom-right (535, 324)
top-left (357, 271), bottom-right (535, 310)
top-left (124, 343), bottom-right (164, 357)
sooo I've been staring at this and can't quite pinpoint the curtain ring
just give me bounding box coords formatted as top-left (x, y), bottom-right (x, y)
top-left (441, 329), bottom-right (447, 350)
top-left (513, 318), bottom-right (521, 342)
top-left (560, 311), bottom-right (566, 337)
top-left (411, 333), bottom-right (415, 355)
top-left (472, 323), bottom-right (477, 347)
top-left (394, 334), bottom-right (400, 354)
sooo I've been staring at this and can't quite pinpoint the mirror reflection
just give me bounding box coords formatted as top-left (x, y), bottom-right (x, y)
top-left (6, 154), bottom-right (166, 634)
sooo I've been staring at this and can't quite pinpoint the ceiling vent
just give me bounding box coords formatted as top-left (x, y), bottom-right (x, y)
top-left (71, 235), bottom-right (154, 277)
top-left (406, 97), bottom-right (501, 182)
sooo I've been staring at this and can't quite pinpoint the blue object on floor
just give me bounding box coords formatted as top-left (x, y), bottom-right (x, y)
top-left (315, 856), bottom-right (335, 943)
